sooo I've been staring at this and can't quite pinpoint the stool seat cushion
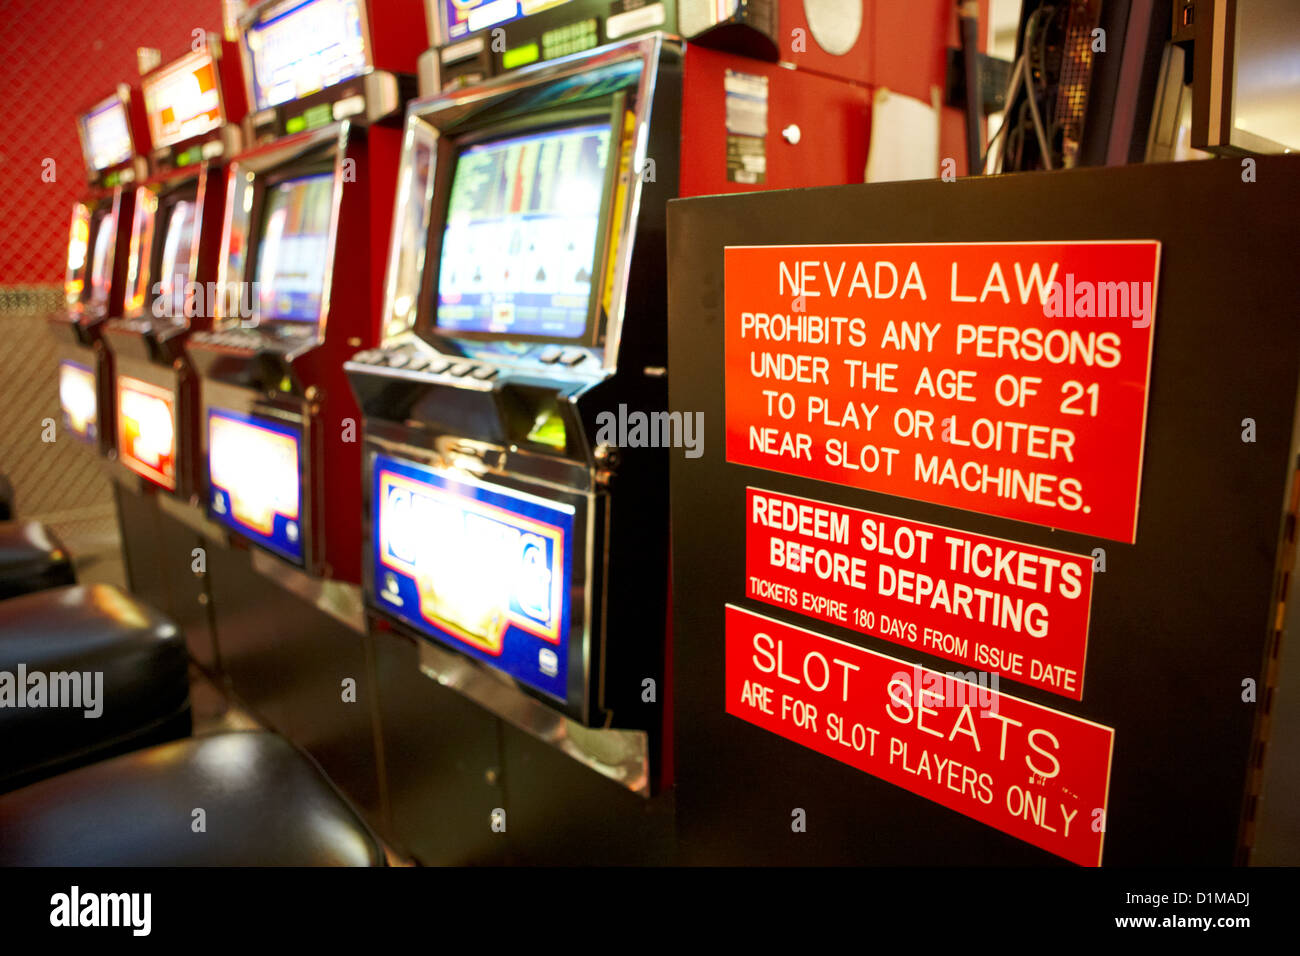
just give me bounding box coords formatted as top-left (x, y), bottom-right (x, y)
top-left (0, 521), bottom-right (76, 599)
top-left (0, 731), bottom-right (387, 866)
top-left (0, 584), bottom-right (190, 791)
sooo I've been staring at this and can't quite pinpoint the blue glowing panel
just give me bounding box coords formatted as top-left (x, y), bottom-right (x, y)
top-left (207, 408), bottom-right (304, 564)
top-left (371, 453), bottom-right (574, 701)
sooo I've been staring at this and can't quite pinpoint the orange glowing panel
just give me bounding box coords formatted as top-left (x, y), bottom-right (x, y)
top-left (143, 48), bottom-right (223, 149)
top-left (116, 376), bottom-right (177, 489)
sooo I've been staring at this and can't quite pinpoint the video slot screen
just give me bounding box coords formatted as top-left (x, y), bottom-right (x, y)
top-left (117, 376), bottom-right (177, 489)
top-left (443, 0), bottom-right (572, 41)
top-left (435, 123), bottom-right (612, 340)
top-left (88, 208), bottom-right (116, 308)
top-left (245, 0), bottom-right (368, 111)
top-left (156, 199), bottom-right (197, 318)
top-left (208, 408), bottom-right (304, 564)
top-left (144, 50), bottom-right (222, 149)
top-left (59, 360), bottom-right (98, 444)
top-left (371, 453), bottom-right (574, 702)
top-left (80, 98), bottom-right (133, 171)
top-left (255, 172), bottom-right (334, 323)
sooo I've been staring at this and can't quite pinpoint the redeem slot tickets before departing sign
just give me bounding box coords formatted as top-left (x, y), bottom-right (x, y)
top-left (724, 242), bottom-right (1160, 542)
top-left (746, 487), bottom-right (1094, 699)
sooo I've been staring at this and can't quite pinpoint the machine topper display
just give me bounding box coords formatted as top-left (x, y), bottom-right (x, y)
top-left (724, 241), bottom-right (1160, 543)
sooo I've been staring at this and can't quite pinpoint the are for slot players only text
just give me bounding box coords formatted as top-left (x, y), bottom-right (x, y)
top-left (725, 606), bottom-right (1114, 866)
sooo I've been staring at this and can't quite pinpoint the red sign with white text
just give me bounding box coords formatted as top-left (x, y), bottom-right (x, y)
top-left (724, 242), bottom-right (1160, 542)
top-left (725, 605), bottom-right (1114, 865)
top-left (746, 487), bottom-right (1093, 699)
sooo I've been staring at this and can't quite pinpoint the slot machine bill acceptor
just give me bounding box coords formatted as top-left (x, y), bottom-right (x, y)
top-left (188, 0), bottom-right (423, 578)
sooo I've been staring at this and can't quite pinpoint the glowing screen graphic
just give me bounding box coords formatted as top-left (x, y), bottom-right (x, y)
top-left (117, 376), bottom-right (177, 489)
top-left (80, 97), bottom-right (133, 171)
top-left (144, 49), bottom-right (222, 148)
top-left (208, 409), bottom-right (304, 564)
top-left (59, 361), bottom-right (98, 443)
top-left (246, 0), bottom-right (368, 111)
top-left (256, 172), bottom-right (334, 323)
top-left (372, 453), bottom-right (574, 700)
top-left (436, 123), bottom-right (610, 339)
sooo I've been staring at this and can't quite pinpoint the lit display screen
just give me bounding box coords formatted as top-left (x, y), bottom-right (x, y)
top-left (443, 0), bottom-right (571, 41)
top-left (256, 173), bottom-right (334, 323)
top-left (65, 204), bottom-right (92, 303)
top-left (117, 376), bottom-right (177, 489)
top-left (157, 199), bottom-right (197, 317)
top-left (80, 97), bottom-right (133, 171)
top-left (245, 0), bottom-right (368, 111)
top-left (88, 208), bottom-right (116, 309)
top-left (59, 360), bottom-right (98, 443)
top-left (436, 123), bottom-right (610, 339)
top-left (372, 453), bottom-right (574, 701)
top-left (208, 409), bottom-right (304, 564)
top-left (143, 49), bottom-right (222, 149)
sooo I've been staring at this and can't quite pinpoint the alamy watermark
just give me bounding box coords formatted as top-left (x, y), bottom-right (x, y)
top-left (594, 404), bottom-right (704, 459)
top-left (1042, 273), bottom-right (1152, 328)
top-left (0, 665), bottom-right (103, 718)
top-left (151, 278), bottom-right (259, 324)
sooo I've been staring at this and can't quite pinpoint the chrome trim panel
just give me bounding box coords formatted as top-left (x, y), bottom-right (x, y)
top-left (250, 547), bottom-right (367, 633)
top-left (416, 639), bottom-right (650, 795)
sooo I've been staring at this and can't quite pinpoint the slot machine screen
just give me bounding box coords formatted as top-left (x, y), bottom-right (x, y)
top-left (87, 207), bottom-right (116, 309)
top-left (371, 452), bottom-right (575, 702)
top-left (59, 360), bottom-right (98, 443)
top-left (117, 376), bottom-right (177, 489)
top-left (143, 49), bottom-right (223, 149)
top-left (245, 0), bottom-right (369, 111)
top-left (207, 408), bottom-right (304, 564)
top-left (442, 0), bottom-right (572, 41)
top-left (255, 172), bottom-right (334, 324)
top-left (80, 97), bottom-right (133, 171)
top-left (156, 198), bottom-right (197, 318)
top-left (435, 123), bottom-right (612, 340)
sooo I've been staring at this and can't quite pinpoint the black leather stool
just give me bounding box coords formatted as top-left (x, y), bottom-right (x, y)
top-left (0, 583), bottom-right (190, 792)
top-left (0, 472), bottom-right (13, 521)
top-left (0, 731), bottom-right (387, 866)
top-left (0, 520), bottom-right (76, 599)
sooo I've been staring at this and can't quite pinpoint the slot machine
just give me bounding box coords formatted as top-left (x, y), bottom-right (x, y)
top-left (188, 0), bottom-right (425, 580)
top-left (349, 2), bottom-right (870, 784)
top-left (51, 87), bottom-right (149, 455)
top-left (103, 34), bottom-right (246, 498)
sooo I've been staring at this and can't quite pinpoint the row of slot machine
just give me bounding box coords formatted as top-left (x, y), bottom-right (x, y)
top-left (50, 0), bottom-right (873, 784)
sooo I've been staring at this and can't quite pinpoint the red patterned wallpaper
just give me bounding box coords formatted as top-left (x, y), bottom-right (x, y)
top-left (0, 0), bottom-right (224, 285)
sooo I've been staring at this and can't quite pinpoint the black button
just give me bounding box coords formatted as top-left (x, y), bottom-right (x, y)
top-left (560, 350), bottom-right (587, 366)
top-left (387, 353), bottom-right (410, 369)
top-left (539, 347), bottom-right (562, 363)
top-left (471, 366), bottom-right (498, 380)
top-left (406, 354), bottom-right (430, 371)
top-left (448, 362), bottom-right (474, 377)
top-left (426, 359), bottom-right (451, 374)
